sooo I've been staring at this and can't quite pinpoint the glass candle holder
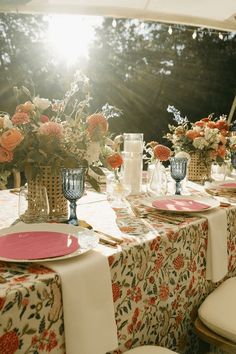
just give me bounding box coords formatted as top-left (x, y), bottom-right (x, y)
top-left (123, 133), bottom-right (143, 153)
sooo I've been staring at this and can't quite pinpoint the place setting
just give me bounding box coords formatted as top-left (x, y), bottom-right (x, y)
top-left (0, 223), bottom-right (100, 262)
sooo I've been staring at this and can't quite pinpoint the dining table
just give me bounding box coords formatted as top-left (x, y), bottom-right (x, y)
top-left (0, 180), bottom-right (236, 354)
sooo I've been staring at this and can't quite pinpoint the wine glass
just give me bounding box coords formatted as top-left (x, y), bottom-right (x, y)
top-left (170, 157), bottom-right (188, 195)
top-left (62, 167), bottom-right (87, 226)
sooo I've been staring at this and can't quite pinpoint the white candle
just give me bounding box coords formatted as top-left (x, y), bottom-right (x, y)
top-left (124, 140), bottom-right (143, 153)
top-left (123, 154), bottom-right (142, 195)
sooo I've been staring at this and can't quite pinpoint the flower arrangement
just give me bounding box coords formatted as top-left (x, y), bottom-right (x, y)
top-left (0, 75), bottom-right (118, 190)
top-left (165, 106), bottom-right (230, 164)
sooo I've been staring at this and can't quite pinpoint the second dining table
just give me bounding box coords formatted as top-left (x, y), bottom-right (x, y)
top-left (0, 183), bottom-right (236, 354)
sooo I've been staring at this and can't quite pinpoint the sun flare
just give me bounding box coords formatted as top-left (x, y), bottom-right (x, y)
top-left (47, 15), bottom-right (102, 65)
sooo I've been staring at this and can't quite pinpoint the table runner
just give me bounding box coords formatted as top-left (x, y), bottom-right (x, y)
top-left (194, 208), bottom-right (228, 283)
top-left (45, 250), bottom-right (118, 354)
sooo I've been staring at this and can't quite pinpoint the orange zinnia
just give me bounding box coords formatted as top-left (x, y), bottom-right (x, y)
top-left (153, 144), bottom-right (171, 161)
top-left (185, 130), bottom-right (201, 140)
top-left (106, 153), bottom-right (123, 169)
top-left (215, 119), bottom-right (229, 131)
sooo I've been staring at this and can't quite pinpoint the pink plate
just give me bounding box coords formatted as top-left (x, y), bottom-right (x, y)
top-left (152, 198), bottom-right (210, 212)
top-left (0, 231), bottom-right (79, 260)
top-left (219, 182), bottom-right (236, 189)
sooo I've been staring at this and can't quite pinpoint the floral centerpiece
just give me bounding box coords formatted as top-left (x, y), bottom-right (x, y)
top-left (165, 106), bottom-right (230, 181)
top-left (0, 79), bottom-right (116, 190)
top-left (165, 106), bottom-right (229, 163)
top-left (0, 75), bottom-right (120, 219)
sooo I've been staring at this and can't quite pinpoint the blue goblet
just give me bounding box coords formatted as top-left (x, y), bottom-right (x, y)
top-left (62, 167), bottom-right (87, 226)
top-left (170, 157), bottom-right (188, 195)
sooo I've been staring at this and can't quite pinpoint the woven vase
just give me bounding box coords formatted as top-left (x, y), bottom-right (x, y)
top-left (27, 166), bottom-right (68, 221)
top-left (188, 152), bottom-right (212, 182)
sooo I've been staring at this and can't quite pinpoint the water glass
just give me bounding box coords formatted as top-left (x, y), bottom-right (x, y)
top-left (170, 157), bottom-right (188, 195)
top-left (62, 167), bottom-right (87, 226)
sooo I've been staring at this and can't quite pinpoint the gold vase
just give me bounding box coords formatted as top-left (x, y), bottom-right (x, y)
top-left (26, 166), bottom-right (68, 222)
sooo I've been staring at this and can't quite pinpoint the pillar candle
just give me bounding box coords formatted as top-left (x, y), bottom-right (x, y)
top-left (123, 152), bottom-right (142, 195)
top-left (124, 140), bottom-right (143, 153)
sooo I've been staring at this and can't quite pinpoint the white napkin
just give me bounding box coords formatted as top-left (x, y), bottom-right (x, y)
top-left (195, 208), bottom-right (228, 283)
top-left (0, 223), bottom-right (118, 354)
top-left (44, 250), bottom-right (118, 354)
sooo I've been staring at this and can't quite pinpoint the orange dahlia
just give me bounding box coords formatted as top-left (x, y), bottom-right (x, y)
top-left (153, 144), bottom-right (171, 161)
top-left (106, 153), bottom-right (123, 169)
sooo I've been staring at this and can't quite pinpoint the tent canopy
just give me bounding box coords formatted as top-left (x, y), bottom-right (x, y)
top-left (0, 0), bottom-right (236, 32)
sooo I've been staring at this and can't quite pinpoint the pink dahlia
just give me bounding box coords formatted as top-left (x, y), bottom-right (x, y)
top-left (38, 122), bottom-right (63, 138)
top-left (11, 112), bottom-right (30, 125)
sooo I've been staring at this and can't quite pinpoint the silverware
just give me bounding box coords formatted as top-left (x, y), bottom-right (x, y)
top-left (94, 230), bottom-right (123, 245)
top-left (99, 237), bottom-right (118, 248)
top-left (130, 203), bottom-right (186, 224)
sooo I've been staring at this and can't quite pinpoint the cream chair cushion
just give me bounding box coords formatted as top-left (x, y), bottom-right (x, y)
top-left (126, 346), bottom-right (177, 353)
top-left (198, 277), bottom-right (236, 343)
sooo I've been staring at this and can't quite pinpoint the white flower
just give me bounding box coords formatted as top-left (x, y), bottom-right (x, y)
top-left (33, 97), bottom-right (51, 111)
top-left (175, 151), bottom-right (191, 161)
top-left (204, 127), bottom-right (220, 144)
top-left (193, 137), bottom-right (209, 150)
top-left (86, 142), bottom-right (101, 163)
top-left (3, 114), bottom-right (13, 129)
top-left (230, 136), bottom-right (236, 147)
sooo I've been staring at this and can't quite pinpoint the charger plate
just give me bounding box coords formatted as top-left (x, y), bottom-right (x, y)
top-left (0, 223), bottom-right (98, 262)
top-left (144, 195), bottom-right (220, 213)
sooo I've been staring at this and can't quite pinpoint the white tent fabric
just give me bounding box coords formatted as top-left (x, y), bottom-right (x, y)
top-left (0, 0), bottom-right (236, 32)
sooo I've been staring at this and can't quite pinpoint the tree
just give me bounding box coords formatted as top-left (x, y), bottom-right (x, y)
top-left (86, 18), bottom-right (236, 143)
top-left (0, 13), bottom-right (78, 114)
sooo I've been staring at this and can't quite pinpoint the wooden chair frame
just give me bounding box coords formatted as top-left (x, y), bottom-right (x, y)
top-left (194, 317), bottom-right (236, 354)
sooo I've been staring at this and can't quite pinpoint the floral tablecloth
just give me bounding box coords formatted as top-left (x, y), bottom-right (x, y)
top-left (0, 190), bottom-right (236, 354)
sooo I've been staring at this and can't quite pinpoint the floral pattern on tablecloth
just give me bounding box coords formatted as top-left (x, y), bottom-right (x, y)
top-left (1, 190), bottom-right (236, 354)
top-left (107, 204), bottom-right (236, 354)
top-left (0, 262), bottom-right (65, 354)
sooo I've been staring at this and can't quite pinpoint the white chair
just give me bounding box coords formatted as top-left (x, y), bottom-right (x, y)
top-left (194, 277), bottom-right (236, 354)
top-left (125, 346), bottom-right (177, 353)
